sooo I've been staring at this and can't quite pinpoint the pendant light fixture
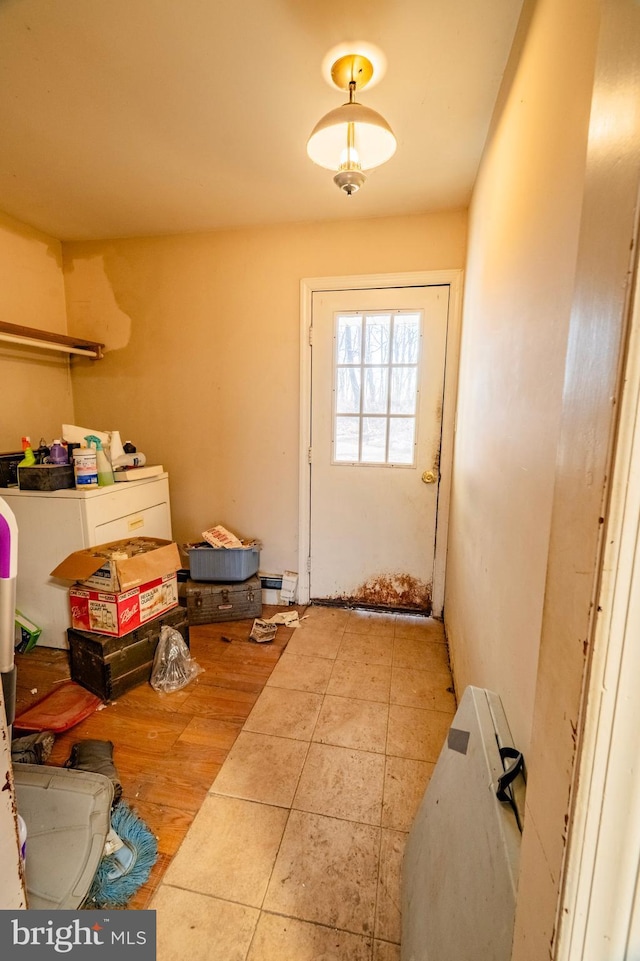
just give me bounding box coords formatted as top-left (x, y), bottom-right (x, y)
top-left (307, 52), bottom-right (396, 196)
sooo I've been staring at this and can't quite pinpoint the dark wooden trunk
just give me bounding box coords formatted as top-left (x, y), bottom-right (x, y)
top-left (68, 605), bottom-right (189, 700)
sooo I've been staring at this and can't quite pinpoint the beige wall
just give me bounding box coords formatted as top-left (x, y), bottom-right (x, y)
top-left (445, 0), bottom-right (604, 958)
top-left (444, 0), bottom-right (599, 756)
top-left (514, 1), bottom-right (640, 957)
top-left (63, 211), bottom-right (467, 572)
top-left (0, 211), bottom-right (74, 450)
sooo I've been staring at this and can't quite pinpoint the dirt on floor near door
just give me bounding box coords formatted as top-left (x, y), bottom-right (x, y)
top-left (314, 573), bottom-right (432, 614)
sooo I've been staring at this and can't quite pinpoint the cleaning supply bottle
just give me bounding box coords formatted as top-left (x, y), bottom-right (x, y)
top-left (33, 440), bottom-right (50, 464)
top-left (73, 445), bottom-right (98, 487)
top-left (85, 435), bottom-right (114, 486)
top-left (112, 451), bottom-right (147, 469)
top-left (47, 439), bottom-right (68, 465)
top-left (18, 436), bottom-right (35, 467)
top-left (112, 436), bottom-right (146, 469)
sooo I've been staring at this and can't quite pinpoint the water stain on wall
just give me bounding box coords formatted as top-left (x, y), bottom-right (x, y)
top-left (317, 572), bottom-right (432, 613)
top-left (63, 249), bottom-right (133, 351)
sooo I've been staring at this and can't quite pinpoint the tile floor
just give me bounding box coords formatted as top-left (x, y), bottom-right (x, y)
top-left (150, 607), bottom-right (456, 961)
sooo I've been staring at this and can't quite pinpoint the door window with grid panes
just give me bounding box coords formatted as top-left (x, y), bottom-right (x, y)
top-left (333, 311), bottom-right (422, 465)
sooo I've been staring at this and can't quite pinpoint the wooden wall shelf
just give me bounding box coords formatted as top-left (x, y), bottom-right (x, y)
top-left (0, 322), bottom-right (104, 359)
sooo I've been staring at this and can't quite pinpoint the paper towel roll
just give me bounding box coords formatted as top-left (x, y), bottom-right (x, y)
top-left (62, 424), bottom-right (110, 446)
top-left (63, 425), bottom-right (127, 463)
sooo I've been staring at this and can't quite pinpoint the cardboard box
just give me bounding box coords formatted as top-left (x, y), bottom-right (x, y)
top-left (51, 537), bottom-right (181, 593)
top-left (14, 610), bottom-right (42, 653)
top-left (52, 537), bottom-right (182, 637)
top-left (280, 570), bottom-right (298, 604)
top-left (69, 573), bottom-right (178, 636)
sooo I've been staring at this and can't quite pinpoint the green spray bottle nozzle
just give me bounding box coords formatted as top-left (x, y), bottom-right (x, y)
top-left (85, 435), bottom-right (114, 485)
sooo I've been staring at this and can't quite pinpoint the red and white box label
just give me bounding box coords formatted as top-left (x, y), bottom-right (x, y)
top-left (69, 573), bottom-right (178, 636)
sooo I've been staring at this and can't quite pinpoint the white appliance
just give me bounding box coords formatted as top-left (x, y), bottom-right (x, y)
top-left (0, 496), bottom-right (113, 911)
top-left (1, 474), bottom-right (172, 649)
top-left (402, 685), bottom-right (525, 961)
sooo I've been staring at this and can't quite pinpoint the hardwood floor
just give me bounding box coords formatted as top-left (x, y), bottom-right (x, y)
top-left (13, 607), bottom-right (301, 909)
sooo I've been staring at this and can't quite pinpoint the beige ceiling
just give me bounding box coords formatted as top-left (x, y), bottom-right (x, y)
top-left (0, 0), bottom-right (522, 241)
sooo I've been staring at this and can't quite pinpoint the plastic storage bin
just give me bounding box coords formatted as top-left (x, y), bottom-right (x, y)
top-left (13, 763), bottom-right (113, 909)
top-left (187, 542), bottom-right (260, 582)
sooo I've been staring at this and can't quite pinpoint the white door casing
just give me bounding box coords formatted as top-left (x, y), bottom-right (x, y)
top-left (555, 204), bottom-right (640, 960)
top-left (299, 271), bottom-right (463, 616)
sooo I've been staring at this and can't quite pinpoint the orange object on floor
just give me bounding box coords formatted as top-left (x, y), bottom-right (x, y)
top-left (13, 679), bottom-right (102, 733)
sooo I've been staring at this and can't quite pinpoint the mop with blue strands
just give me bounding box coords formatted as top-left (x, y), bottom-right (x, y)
top-left (65, 739), bottom-right (158, 908)
top-left (86, 802), bottom-right (159, 908)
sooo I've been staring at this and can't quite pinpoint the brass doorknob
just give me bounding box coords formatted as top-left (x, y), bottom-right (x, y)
top-left (422, 470), bottom-right (437, 484)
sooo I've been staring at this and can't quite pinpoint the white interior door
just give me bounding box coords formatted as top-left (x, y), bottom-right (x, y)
top-left (309, 285), bottom-right (449, 613)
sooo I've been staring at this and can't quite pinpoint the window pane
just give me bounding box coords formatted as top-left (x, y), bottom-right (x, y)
top-left (388, 418), bottom-right (416, 464)
top-left (363, 367), bottom-right (388, 414)
top-left (361, 417), bottom-right (387, 462)
top-left (336, 368), bottom-right (361, 414)
top-left (335, 416), bottom-right (360, 461)
top-left (333, 308), bottom-right (422, 466)
top-left (364, 315), bottom-right (390, 364)
top-left (337, 315), bottom-right (362, 364)
top-left (392, 313), bottom-right (420, 364)
top-left (390, 366), bottom-right (418, 414)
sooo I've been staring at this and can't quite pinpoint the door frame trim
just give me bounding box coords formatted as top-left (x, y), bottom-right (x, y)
top-left (299, 270), bottom-right (464, 614)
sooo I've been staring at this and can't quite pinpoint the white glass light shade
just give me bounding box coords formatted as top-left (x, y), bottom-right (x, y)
top-left (307, 101), bottom-right (396, 172)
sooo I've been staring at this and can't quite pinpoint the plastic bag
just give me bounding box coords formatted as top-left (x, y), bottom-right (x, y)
top-left (150, 626), bottom-right (203, 693)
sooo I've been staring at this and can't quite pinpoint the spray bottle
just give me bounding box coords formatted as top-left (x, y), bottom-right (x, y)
top-left (17, 436), bottom-right (35, 468)
top-left (85, 435), bottom-right (114, 486)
